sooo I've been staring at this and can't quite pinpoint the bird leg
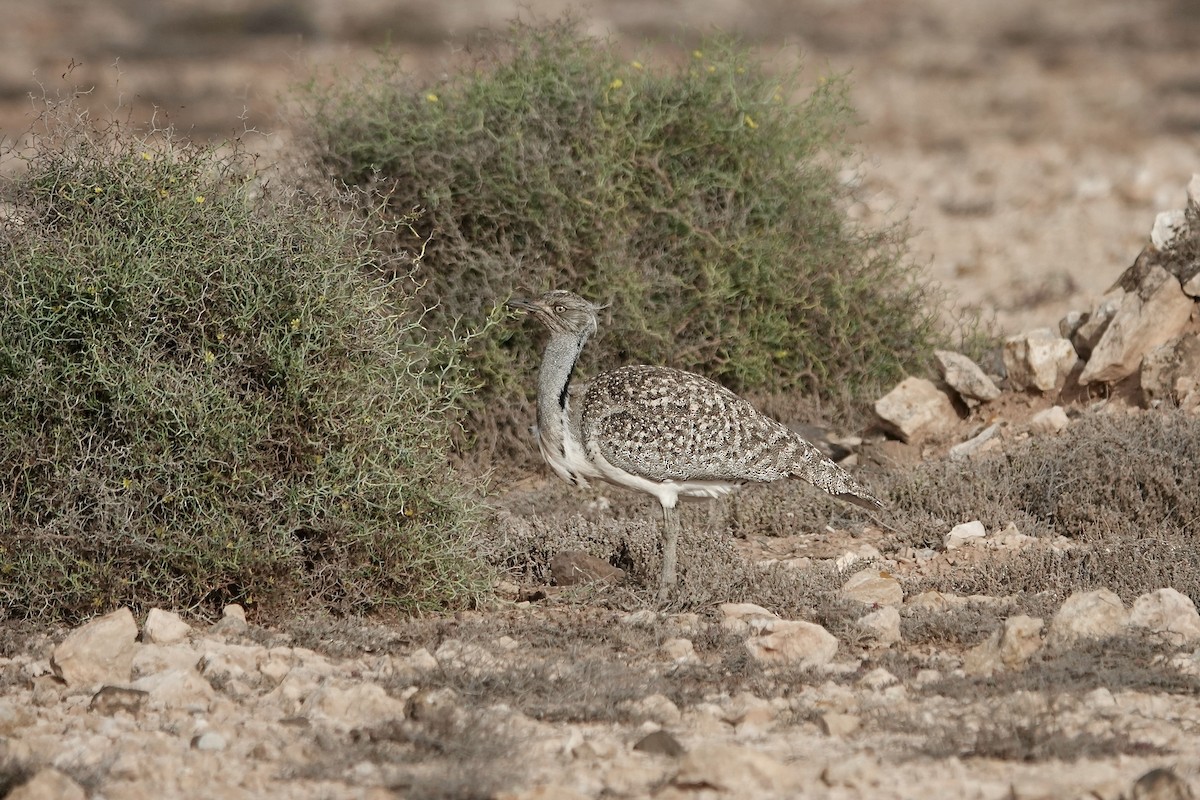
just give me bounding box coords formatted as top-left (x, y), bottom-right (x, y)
top-left (658, 503), bottom-right (680, 603)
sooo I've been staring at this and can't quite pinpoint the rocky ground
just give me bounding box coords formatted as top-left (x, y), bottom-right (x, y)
top-left (4, 0), bottom-right (1200, 798)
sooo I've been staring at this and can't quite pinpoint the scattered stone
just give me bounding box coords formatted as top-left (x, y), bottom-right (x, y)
top-left (89, 685), bottom-right (149, 716)
top-left (7, 769), bottom-right (86, 800)
top-left (1084, 686), bottom-right (1118, 714)
top-left (745, 620), bottom-right (838, 668)
top-left (1059, 309), bottom-right (1086, 343)
top-left (1002, 328), bottom-right (1078, 392)
top-left (719, 603), bottom-right (780, 635)
top-left (948, 422), bottom-right (1002, 459)
top-left (1070, 295), bottom-right (1121, 359)
top-left (818, 712), bottom-right (861, 737)
top-left (874, 377), bottom-right (960, 443)
top-left (622, 693), bottom-right (681, 726)
top-left (1130, 588), bottom-right (1200, 646)
top-left (998, 615), bottom-right (1044, 668)
top-left (192, 731), bottom-right (228, 751)
top-left (1029, 405), bottom-right (1070, 434)
top-left (496, 788), bottom-right (591, 800)
top-left (132, 668), bottom-right (216, 712)
top-left (199, 643), bottom-right (260, 686)
top-left (820, 753), bottom-right (883, 789)
top-left (303, 681), bottom-right (409, 731)
top-left (867, 438), bottom-right (923, 468)
top-left (858, 666), bottom-right (899, 690)
top-left (403, 647), bottom-right (439, 674)
top-left (1141, 335), bottom-right (1200, 408)
top-left (51, 607), bottom-right (139, 688)
top-left (132, 643), bottom-right (204, 679)
top-left (550, 551), bottom-right (625, 586)
top-left (633, 729), bottom-right (685, 757)
top-left (721, 691), bottom-right (776, 732)
top-left (857, 606), bottom-right (901, 645)
top-left (986, 522), bottom-right (1037, 550)
top-left (434, 638), bottom-right (499, 674)
top-left (1151, 209), bottom-right (1189, 251)
top-left (660, 638), bottom-right (697, 663)
top-left (1080, 265), bottom-right (1195, 385)
top-left (840, 569), bottom-right (903, 606)
top-left (934, 350), bottom-right (1001, 405)
top-left (212, 604), bottom-right (249, 634)
top-left (906, 591), bottom-right (968, 612)
top-left (1048, 589), bottom-right (1130, 646)
top-left (620, 609), bottom-right (659, 627)
top-left (1130, 766), bottom-right (1195, 800)
top-left (944, 520), bottom-right (987, 550)
top-left (142, 608), bottom-right (193, 645)
top-left (965, 615), bottom-right (1044, 677)
top-left (673, 743), bottom-right (798, 794)
top-left (405, 687), bottom-right (461, 728)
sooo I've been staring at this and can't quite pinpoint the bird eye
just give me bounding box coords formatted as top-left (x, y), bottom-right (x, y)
top-left (553, 305), bottom-right (566, 313)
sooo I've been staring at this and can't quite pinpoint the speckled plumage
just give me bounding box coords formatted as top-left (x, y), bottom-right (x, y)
top-left (508, 289), bottom-right (882, 600)
top-left (583, 365), bottom-right (857, 493)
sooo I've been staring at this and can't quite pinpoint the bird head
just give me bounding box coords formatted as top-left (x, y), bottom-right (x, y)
top-left (507, 290), bottom-right (603, 337)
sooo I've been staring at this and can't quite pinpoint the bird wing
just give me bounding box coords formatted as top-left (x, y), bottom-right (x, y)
top-left (579, 365), bottom-right (882, 508)
top-left (580, 366), bottom-right (817, 481)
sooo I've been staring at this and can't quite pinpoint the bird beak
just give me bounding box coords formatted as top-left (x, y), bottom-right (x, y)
top-left (506, 297), bottom-right (540, 313)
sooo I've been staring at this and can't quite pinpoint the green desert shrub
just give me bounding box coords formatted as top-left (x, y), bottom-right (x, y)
top-left (299, 19), bottom-right (943, 462)
top-left (0, 105), bottom-right (489, 621)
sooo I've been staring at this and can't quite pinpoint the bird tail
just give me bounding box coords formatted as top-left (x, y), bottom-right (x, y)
top-left (836, 490), bottom-right (885, 511)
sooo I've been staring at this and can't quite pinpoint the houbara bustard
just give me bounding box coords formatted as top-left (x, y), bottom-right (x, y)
top-left (508, 290), bottom-right (883, 601)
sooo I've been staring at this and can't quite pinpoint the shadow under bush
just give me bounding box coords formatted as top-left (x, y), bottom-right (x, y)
top-left (298, 19), bottom-right (944, 465)
top-left (0, 103), bottom-right (489, 621)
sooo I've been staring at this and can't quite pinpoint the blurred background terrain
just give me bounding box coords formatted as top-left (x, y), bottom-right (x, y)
top-left (2, 0), bottom-right (1199, 331)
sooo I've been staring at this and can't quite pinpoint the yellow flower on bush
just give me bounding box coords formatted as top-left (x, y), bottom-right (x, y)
top-left (194, 195), bottom-right (205, 204)
top-left (631, 60), bottom-right (644, 70)
top-left (426, 92), bottom-right (439, 103)
top-left (609, 78), bottom-right (623, 90)
top-left (204, 349), bottom-right (215, 364)
top-left (692, 50), bottom-right (704, 59)
top-left (744, 114), bottom-right (758, 130)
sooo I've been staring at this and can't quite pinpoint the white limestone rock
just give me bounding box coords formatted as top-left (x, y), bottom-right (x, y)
top-left (744, 620), bottom-right (838, 668)
top-left (1003, 328), bottom-right (1079, 392)
top-left (1047, 589), bottom-right (1129, 647)
top-left (1151, 208), bottom-right (1189, 251)
top-left (51, 608), bottom-right (139, 688)
top-left (1079, 265), bottom-right (1195, 385)
top-left (857, 606), bottom-right (902, 645)
top-left (1129, 588), bottom-right (1200, 646)
top-left (841, 569), bottom-right (904, 606)
top-left (934, 350), bottom-right (1001, 405)
top-left (1141, 334), bottom-right (1200, 408)
top-left (1029, 405), bottom-right (1070, 434)
top-left (944, 520), bottom-right (986, 550)
top-left (142, 609), bottom-right (193, 645)
top-left (874, 377), bottom-right (959, 443)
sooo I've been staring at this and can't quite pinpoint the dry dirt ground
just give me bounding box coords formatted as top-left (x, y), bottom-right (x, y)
top-left (3, 1), bottom-right (1200, 798)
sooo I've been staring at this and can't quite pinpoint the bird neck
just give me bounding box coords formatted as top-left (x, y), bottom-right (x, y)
top-left (536, 329), bottom-right (589, 437)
